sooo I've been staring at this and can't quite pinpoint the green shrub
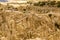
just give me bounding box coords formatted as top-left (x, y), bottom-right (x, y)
top-left (34, 1), bottom-right (57, 7)
top-left (39, 2), bottom-right (46, 6)
top-left (34, 1), bottom-right (46, 6)
top-left (57, 1), bottom-right (60, 7)
top-left (50, 1), bottom-right (56, 6)
top-left (46, 1), bottom-right (56, 7)
top-left (34, 3), bottom-right (39, 6)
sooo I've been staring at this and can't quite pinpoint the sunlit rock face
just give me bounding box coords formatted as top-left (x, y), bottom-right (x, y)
top-left (0, 0), bottom-right (8, 2)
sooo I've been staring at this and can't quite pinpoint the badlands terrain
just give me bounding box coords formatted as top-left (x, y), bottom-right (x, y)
top-left (0, 1), bottom-right (60, 40)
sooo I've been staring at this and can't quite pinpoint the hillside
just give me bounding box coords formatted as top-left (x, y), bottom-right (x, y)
top-left (0, 1), bottom-right (60, 40)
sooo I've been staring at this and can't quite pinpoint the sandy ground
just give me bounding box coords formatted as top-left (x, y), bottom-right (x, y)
top-left (0, 4), bottom-right (60, 40)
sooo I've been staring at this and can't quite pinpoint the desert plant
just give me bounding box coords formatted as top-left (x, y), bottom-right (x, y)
top-left (57, 1), bottom-right (60, 7)
top-left (39, 2), bottom-right (46, 6)
top-left (13, 8), bottom-right (18, 11)
top-left (34, 3), bottom-right (39, 6)
top-left (34, 1), bottom-right (46, 6)
top-left (55, 22), bottom-right (60, 29)
top-left (49, 1), bottom-right (56, 7)
top-left (27, 1), bottom-right (32, 5)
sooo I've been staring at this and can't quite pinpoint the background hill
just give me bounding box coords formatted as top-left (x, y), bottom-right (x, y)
top-left (0, 0), bottom-right (7, 2)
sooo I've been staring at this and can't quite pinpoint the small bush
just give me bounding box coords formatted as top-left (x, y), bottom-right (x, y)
top-left (48, 14), bottom-right (52, 17)
top-left (50, 1), bottom-right (56, 7)
top-left (23, 9), bottom-right (26, 11)
top-left (13, 8), bottom-right (18, 11)
top-left (34, 3), bottom-right (39, 6)
top-left (57, 1), bottom-right (60, 7)
top-left (34, 1), bottom-right (46, 6)
top-left (55, 23), bottom-right (60, 29)
top-left (34, 2), bottom-right (41, 6)
top-left (39, 2), bottom-right (46, 6)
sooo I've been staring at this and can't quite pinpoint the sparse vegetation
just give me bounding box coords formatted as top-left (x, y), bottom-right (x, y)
top-left (34, 1), bottom-right (46, 6)
top-left (49, 1), bottom-right (56, 7)
top-left (34, 1), bottom-right (60, 7)
top-left (0, 1), bottom-right (60, 40)
top-left (48, 14), bottom-right (52, 17)
top-left (57, 1), bottom-right (60, 7)
top-left (55, 22), bottom-right (60, 29)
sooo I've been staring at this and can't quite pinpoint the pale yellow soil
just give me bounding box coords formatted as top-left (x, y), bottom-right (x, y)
top-left (0, 4), bottom-right (60, 40)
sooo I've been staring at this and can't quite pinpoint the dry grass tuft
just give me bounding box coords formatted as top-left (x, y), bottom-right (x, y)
top-left (0, 4), bottom-right (60, 40)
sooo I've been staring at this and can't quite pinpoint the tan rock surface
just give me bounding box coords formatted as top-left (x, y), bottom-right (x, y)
top-left (0, 3), bottom-right (60, 40)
